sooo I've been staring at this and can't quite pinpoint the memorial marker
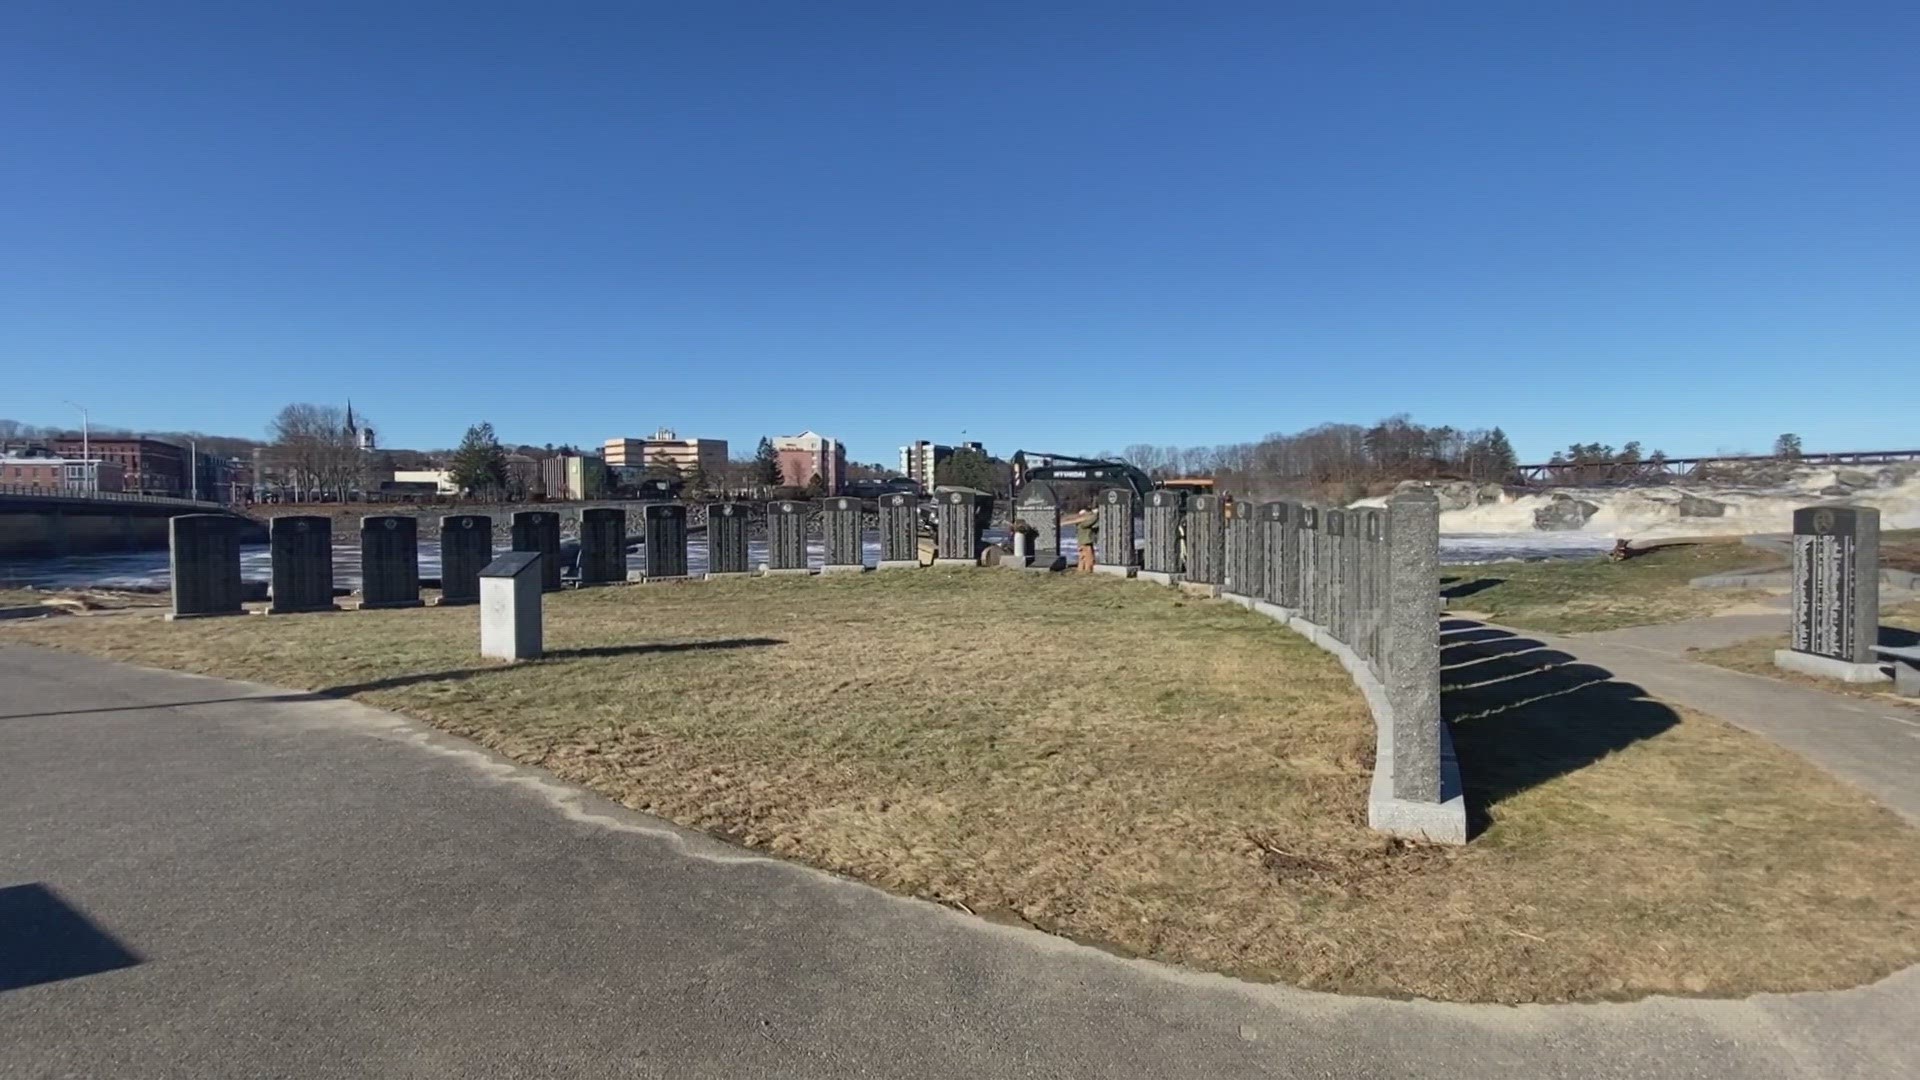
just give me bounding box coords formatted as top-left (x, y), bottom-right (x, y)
top-left (1776, 505), bottom-right (1886, 682)
top-left (821, 496), bottom-right (866, 573)
top-left (935, 491), bottom-right (982, 565)
top-left (268, 515), bottom-right (338, 614)
top-left (480, 551), bottom-right (543, 662)
top-left (706, 502), bottom-right (752, 576)
top-left (640, 503), bottom-right (688, 580)
top-left (167, 513), bottom-right (245, 620)
top-left (510, 511), bottom-right (563, 592)
top-left (877, 492), bottom-right (920, 570)
top-left (578, 507), bottom-right (628, 585)
top-left (767, 500), bottom-right (811, 574)
top-left (360, 515), bottom-right (423, 609)
top-left (1142, 489), bottom-right (1183, 582)
top-left (438, 514), bottom-right (493, 606)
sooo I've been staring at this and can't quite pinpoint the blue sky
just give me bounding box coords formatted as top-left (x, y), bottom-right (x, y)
top-left (3, 2), bottom-right (1915, 465)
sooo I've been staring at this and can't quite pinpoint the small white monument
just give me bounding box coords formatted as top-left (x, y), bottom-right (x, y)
top-left (480, 551), bottom-right (543, 662)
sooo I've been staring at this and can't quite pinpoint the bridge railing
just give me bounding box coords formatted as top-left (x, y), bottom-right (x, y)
top-left (1511, 448), bottom-right (1920, 487)
top-left (0, 483), bottom-right (227, 511)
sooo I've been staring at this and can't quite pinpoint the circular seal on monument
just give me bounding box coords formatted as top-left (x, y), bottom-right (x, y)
top-left (384, 518), bottom-right (398, 531)
top-left (782, 502), bottom-right (793, 512)
top-left (293, 520), bottom-right (309, 534)
top-left (459, 517), bottom-right (473, 528)
top-left (723, 505), bottom-right (734, 517)
top-left (1108, 490), bottom-right (1119, 503)
top-left (949, 492), bottom-right (962, 504)
top-left (1813, 508), bottom-right (1836, 535)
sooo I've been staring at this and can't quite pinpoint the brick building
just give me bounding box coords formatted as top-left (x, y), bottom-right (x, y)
top-left (0, 455), bottom-right (125, 492)
top-left (603, 429), bottom-right (727, 478)
top-left (773, 430), bottom-right (846, 494)
top-left (53, 438), bottom-right (188, 497)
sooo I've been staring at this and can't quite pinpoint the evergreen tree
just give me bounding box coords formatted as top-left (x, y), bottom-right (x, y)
top-left (935, 447), bottom-right (997, 491)
top-left (1773, 433), bottom-right (1803, 459)
top-left (1485, 427), bottom-right (1518, 478)
top-left (802, 472), bottom-right (827, 498)
top-left (754, 437), bottom-right (783, 486)
top-left (448, 422), bottom-right (508, 497)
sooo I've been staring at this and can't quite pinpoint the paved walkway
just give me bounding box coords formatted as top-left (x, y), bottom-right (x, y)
top-left (2, 643), bottom-right (1917, 1079)
top-left (1545, 613), bottom-right (1920, 822)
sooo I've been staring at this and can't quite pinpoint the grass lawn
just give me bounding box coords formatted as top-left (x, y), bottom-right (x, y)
top-left (1440, 539), bottom-right (1781, 634)
top-left (1689, 599), bottom-right (1920, 708)
top-left (7, 571), bottom-right (1920, 1003)
top-left (0, 586), bottom-right (166, 612)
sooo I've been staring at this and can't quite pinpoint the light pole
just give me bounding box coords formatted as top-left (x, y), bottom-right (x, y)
top-left (189, 438), bottom-right (199, 501)
top-left (63, 400), bottom-right (90, 493)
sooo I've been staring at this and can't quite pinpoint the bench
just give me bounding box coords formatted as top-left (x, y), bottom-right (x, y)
top-left (1873, 645), bottom-right (1920, 697)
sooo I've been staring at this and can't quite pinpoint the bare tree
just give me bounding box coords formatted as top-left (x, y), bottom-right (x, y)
top-left (268, 403), bottom-right (365, 499)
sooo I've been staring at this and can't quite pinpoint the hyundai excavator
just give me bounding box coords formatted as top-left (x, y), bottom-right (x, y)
top-left (1008, 451), bottom-right (1212, 506)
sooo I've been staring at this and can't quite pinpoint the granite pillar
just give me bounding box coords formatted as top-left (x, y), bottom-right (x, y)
top-left (935, 490), bottom-right (982, 564)
top-left (1142, 490), bottom-right (1183, 578)
top-left (640, 503), bottom-right (688, 580)
top-left (1094, 488), bottom-right (1135, 568)
top-left (878, 492), bottom-right (919, 569)
top-left (1185, 494), bottom-right (1226, 586)
top-left (578, 507), bottom-right (628, 585)
top-left (706, 502), bottom-right (752, 576)
top-left (1385, 490), bottom-right (1442, 802)
top-left (767, 500), bottom-right (811, 574)
top-left (821, 496), bottom-right (866, 572)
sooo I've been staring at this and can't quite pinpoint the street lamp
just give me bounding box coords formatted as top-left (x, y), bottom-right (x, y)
top-left (63, 400), bottom-right (90, 493)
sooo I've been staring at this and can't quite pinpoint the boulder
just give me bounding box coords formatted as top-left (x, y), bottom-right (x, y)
top-left (1677, 494), bottom-right (1728, 518)
top-left (1436, 481), bottom-right (1477, 512)
top-left (1533, 495), bottom-right (1599, 532)
top-left (1834, 469), bottom-right (1875, 490)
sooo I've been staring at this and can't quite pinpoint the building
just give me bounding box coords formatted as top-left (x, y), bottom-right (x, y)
top-left (603, 429), bottom-right (727, 479)
top-left (900, 440), bottom-right (983, 489)
top-left (774, 430), bottom-right (847, 494)
top-left (540, 454), bottom-right (607, 501)
top-left (392, 469), bottom-right (459, 495)
top-left (0, 455), bottom-right (125, 493)
top-left (52, 437), bottom-right (188, 497)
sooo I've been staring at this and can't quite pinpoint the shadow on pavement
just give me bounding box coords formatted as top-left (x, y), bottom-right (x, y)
top-left (0, 883), bottom-right (141, 992)
top-left (1441, 618), bottom-right (1680, 834)
top-left (0, 638), bottom-right (786, 720)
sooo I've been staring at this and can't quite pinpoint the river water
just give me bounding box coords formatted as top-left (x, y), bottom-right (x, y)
top-left (0, 530), bottom-right (1614, 591)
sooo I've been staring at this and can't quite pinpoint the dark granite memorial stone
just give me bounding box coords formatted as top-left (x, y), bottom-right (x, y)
top-left (768, 500), bottom-right (810, 571)
top-left (576, 507), bottom-right (628, 585)
top-left (1095, 488), bottom-right (1135, 567)
top-left (822, 497), bottom-right (864, 567)
top-left (1186, 494), bottom-right (1226, 586)
top-left (360, 515), bottom-right (423, 608)
top-left (706, 503), bottom-right (752, 575)
top-left (269, 515), bottom-right (337, 614)
top-left (438, 515), bottom-right (493, 605)
top-left (640, 503), bottom-right (688, 579)
top-left (936, 490), bottom-right (982, 562)
top-left (167, 514), bottom-right (244, 619)
top-left (510, 511), bottom-right (563, 592)
top-left (878, 493), bottom-right (918, 565)
top-left (1143, 490), bottom-right (1183, 576)
top-left (1789, 505), bottom-right (1881, 663)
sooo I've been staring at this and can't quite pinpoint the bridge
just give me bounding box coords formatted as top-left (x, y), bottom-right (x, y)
top-left (1511, 449), bottom-right (1920, 487)
top-left (0, 486), bottom-right (262, 559)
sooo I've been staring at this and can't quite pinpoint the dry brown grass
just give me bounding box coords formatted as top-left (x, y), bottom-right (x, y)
top-left (8, 571), bottom-right (1920, 1003)
top-left (1442, 542), bottom-right (1780, 633)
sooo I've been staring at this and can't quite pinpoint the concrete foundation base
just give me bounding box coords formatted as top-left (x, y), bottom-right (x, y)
top-left (932, 559), bottom-right (978, 569)
top-left (261, 604), bottom-right (340, 616)
top-left (164, 610), bottom-right (245, 621)
top-left (1022, 557), bottom-right (1067, 573)
top-left (876, 560), bottom-right (921, 571)
top-left (358, 599), bottom-right (426, 611)
top-left (431, 596), bottom-right (478, 607)
top-left (636, 575), bottom-right (690, 585)
top-left (702, 572), bottom-right (753, 580)
top-left (762, 568), bottom-right (814, 577)
top-left (1774, 649), bottom-right (1890, 684)
top-left (1177, 581), bottom-right (1221, 599)
top-left (1091, 563), bottom-right (1135, 578)
top-left (820, 564), bottom-right (869, 575)
top-left (1136, 570), bottom-right (1176, 587)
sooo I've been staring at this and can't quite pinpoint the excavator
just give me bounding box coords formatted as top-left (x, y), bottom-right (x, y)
top-left (1008, 451), bottom-right (1213, 506)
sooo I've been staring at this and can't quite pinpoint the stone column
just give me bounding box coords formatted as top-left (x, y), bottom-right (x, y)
top-left (167, 513), bottom-right (244, 620)
top-left (640, 503), bottom-right (688, 580)
top-left (438, 514), bottom-right (493, 606)
top-left (1356, 508), bottom-right (1383, 663)
top-left (268, 515), bottom-right (338, 614)
top-left (1014, 492), bottom-right (1063, 571)
top-left (1185, 494), bottom-right (1226, 588)
top-left (706, 502), bottom-right (752, 576)
top-left (821, 496), bottom-right (866, 573)
top-left (1324, 510), bottom-right (1349, 643)
top-left (1777, 504), bottom-right (1884, 680)
top-left (935, 490), bottom-right (981, 565)
top-left (1094, 488), bottom-right (1135, 572)
top-left (1385, 490), bottom-right (1443, 802)
top-left (577, 507), bottom-right (628, 585)
top-left (1223, 500), bottom-right (1262, 598)
top-left (877, 492), bottom-right (919, 570)
top-left (1142, 490), bottom-right (1183, 581)
top-left (1299, 506), bottom-right (1320, 624)
top-left (1259, 502), bottom-right (1296, 608)
top-left (510, 511), bottom-right (563, 592)
top-left (480, 551), bottom-right (542, 662)
top-left (767, 500), bottom-right (811, 574)
top-left (360, 515), bottom-right (423, 609)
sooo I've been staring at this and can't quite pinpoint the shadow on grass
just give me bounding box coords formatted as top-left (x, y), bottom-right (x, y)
top-left (1441, 618), bottom-right (1680, 835)
top-left (1440, 577), bottom-right (1506, 600)
top-left (0, 883), bottom-right (141, 992)
top-left (0, 638), bottom-right (786, 720)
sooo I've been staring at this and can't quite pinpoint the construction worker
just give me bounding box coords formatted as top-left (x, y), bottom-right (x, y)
top-left (1075, 510), bottom-right (1098, 573)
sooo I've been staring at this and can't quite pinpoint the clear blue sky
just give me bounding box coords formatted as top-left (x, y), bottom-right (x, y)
top-left (3, 2), bottom-right (1915, 465)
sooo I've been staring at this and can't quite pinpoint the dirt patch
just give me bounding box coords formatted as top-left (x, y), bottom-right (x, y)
top-left (8, 572), bottom-right (1920, 1003)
